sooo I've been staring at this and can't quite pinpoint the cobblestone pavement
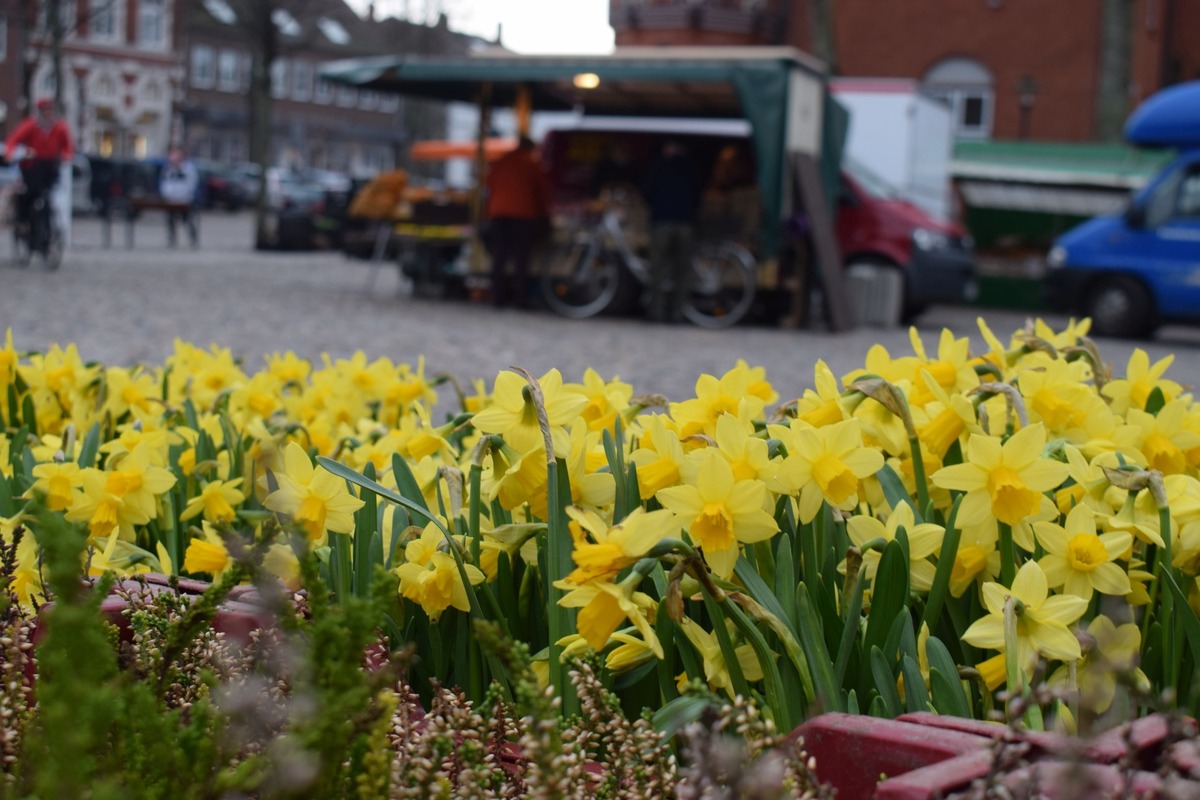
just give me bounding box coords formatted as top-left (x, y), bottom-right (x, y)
top-left (4, 211), bottom-right (1200, 407)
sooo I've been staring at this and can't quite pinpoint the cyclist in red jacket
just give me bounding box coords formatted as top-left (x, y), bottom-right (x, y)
top-left (5, 98), bottom-right (74, 238)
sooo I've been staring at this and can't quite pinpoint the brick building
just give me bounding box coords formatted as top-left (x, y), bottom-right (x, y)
top-left (610, 0), bottom-right (1200, 142)
top-left (181, 0), bottom-right (475, 174)
top-left (1, 0), bottom-right (184, 158)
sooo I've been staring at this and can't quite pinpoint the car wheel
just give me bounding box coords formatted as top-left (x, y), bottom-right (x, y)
top-left (1086, 275), bottom-right (1155, 338)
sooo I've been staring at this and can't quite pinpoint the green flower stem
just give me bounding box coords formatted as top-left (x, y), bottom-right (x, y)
top-left (1157, 502), bottom-right (1177, 694)
top-left (909, 435), bottom-right (930, 512)
top-left (998, 522), bottom-right (1016, 587)
top-left (700, 588), bottom-right (753, 701)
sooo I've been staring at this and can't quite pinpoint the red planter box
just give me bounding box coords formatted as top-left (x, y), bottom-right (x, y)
top-left (793, 712), bottom-right (1200, 799)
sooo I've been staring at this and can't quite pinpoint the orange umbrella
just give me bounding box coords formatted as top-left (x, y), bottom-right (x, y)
top-left (408, 138), bottom-right (518, 162)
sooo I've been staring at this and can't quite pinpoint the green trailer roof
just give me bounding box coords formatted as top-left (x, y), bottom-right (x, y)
top-left (952, 140), bottom-right (1173, 188)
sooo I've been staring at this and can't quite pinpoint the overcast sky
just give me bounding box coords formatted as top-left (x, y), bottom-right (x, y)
top-left (345, 0), bottom-right (616, 54)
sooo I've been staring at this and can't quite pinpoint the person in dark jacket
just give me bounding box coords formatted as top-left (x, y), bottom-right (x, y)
top-left (484, 136), bottom-right (550, 309)
top-left (641, 141), bottom-right (701, 323)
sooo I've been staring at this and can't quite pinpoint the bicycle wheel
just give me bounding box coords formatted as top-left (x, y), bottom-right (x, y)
top-left (42, 218), bottom-right (63, 270)
top-left (540, 237), bottom-right (622, 319)
top-left (682, 241), bottom-right (757, 329)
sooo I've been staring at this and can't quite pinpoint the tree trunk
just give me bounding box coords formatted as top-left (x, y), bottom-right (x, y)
top-left (250, 12), bottom-right (278, 250)
top-left (49, 0), bottom-right (65, 108)
top-left (1095, 0), bottom-right (1133, 141)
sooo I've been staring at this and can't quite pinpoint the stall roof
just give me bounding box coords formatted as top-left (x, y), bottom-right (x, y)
top-left (318, 46), bottom-right (826, 117)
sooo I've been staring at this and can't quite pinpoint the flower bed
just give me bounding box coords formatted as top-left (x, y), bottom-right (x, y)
top-left (2, 318), bottom-right (1200, 795)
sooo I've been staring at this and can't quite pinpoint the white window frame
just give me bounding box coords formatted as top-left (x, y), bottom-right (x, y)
top-left (292, 59), bottom-right (312, 101)
top-left (89, 0), bottom-right (119, 42)
top-left (218, 49), bottom-right (240, 91)
top-left (271, 58), bottom-right (289, 99)
top-left (138, 0), bottom-right (166, 47)
top-left (930, 87), bottom-right (994, 140)
top-left (314, 77), bottom-right (333, 105)
top-left (191, 45), bottom-right (215, 89)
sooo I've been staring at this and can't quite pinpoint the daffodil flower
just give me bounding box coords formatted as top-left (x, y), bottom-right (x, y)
top-left (263, 441), bottom-right (365, 546)
top-left (182, 522), bottom-right (234, 579)
top-left (470, 368), bottom-right (588, 457)
top-left (845, 502), bottom-right (943, 592)
top-left (395, 550), bottom-right (485, 621)
top-left (1035, 504), bottom-right (1131, 600)
top-left (678, 617), bottom-right (764, 699)
top-left (180, 478), bottom-right (246, 524)
top-left (1101, 349), bottom-right (1180, 415)
top-left (963, 561), bottom-right (1088, 672)
top-left (932, 423), bottom-right (1069, 527)
top-left (1050, 615), bottom-right (1148, 714)
top-left (771, 418), bottom-right (884, 523)
top-left (657, 450), bottom-right (777, 579)
top-left (565, 506), bottom-right (678, 584)
top-left (555, 576), bottom-right (662, 657)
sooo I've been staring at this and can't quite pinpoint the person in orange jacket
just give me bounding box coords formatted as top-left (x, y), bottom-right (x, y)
top-left (484, 136), bottom-right (550, 309)
top-left (5, 98), bottom-right (74, 238)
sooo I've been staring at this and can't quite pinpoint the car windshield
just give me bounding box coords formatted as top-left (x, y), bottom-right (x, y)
top-left (844, 158), bottom-right (902, 200)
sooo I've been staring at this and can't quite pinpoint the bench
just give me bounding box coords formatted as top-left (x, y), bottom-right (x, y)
top-left (100, 195), bottom-right (198, 248)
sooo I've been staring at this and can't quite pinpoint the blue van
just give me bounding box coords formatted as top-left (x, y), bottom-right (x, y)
top-left (1045, 81), bottom-right (1200, 337)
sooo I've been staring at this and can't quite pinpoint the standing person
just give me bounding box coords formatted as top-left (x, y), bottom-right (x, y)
top-left (159, 145), bottom-right (200, 248)
top-left (484, 136), bottom-right (550, 309)
top-left (642, 140), bottom-right (701, 323)
top-left (5, 98), bottom-right (73, 246)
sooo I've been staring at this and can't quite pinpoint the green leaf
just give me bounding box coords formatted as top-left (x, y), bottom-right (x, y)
top-left (390, 453), bottom-right (430, 512)
top-left (921, 496), bottom-right (963, 632)
top-left (901, 655), bottom-right (929, 713)
top-left (76, 422), bottom-right (101, 468)
top-left (1161, 572), bottom-right (1200, 669)
top-left (725, 598), bottom-right (797, 730)
top-left (774, 533), bottom-right (799, 630)
top-left (876, 464), bottom-right (923, 522)
top-left (353, 462), bottom-right (379, 598)
top-left (834, 571), bottom-right (865, 690)
top-left (926, 636), bottom-right (971, 717)
top-left (869, 646), bottom-right (901, 718)
top-left (1144, 385), bottom-right (1166, 415)
top-left (653, 695), bottom-right (715, 739)
top-left (795, 589), bottom-right (841, 711)
top-left (864, 540), bottom-right (909, 658)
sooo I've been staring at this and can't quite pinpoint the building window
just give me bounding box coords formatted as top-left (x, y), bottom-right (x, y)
top-left (314, 78), bottom-right (333, 104)
top-left (292, 60), bottom-right (312, 101)
top-left (271, 58), bottom-right (289, 98)
top-left (337, 86), bottom-right (357, 108)
top-left (923, 57), bottom-right (994, 140)
top-left (90, 0), bottom-right (117, 41)
top-left (191, 45), bottom-right (215, 88)
top-left (272, 8), bottom-right (301, 36)
top-left (359, 90), bottom-right (378, 110)
top-left (38, 1), bottom-right (76, 35)
top-left (0, 14), bottom-right (7, 62)
top-left (241, 53), bottom-right (252, 90)
top-left (202, 0), bottom-right (237, 24)
top-left (380, 95), bottom-right (399, 114)
top-left (218, 49), bottom-right (240, 91)
top-left (139, 0), bottom-right (165, 47)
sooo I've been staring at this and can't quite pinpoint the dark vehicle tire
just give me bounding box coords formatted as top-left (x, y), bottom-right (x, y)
top-left (1086, 275), bottom-right (1155, 338)
top-left (683, 241), bottom-right (757, 328)
top-left (540, 238), bottom-right (621, 319)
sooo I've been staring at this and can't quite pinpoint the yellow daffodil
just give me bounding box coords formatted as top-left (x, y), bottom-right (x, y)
top-left (604, 631), bottom-right (659, 673)
top-left (471, 368), bottom-right (588, 457)
top-left (905, 328), bottom-right (980, 408)
top-left (556, 577), bottom-right (662, 657)
top-left (565, 506), bottom-right (677, 584)
top-left (657, 450), bottom-right (777, 579)
top-left (1125, 400), bottom-right (1200, 475)
top-left (771, 418), bottom-right (884, 523)
top-left (182, 523), bottom-right (234, 578)
top-left (563, 368), bottom-right (633, 434)
top-left (1052, 616), bottom-right (1149, 714)
top-left (1035, 504), bottom-right (1131, 600)
top-left (963, 562), bottom-right (1088, 671)
top-left (27, 461), bottom-right (81, 511)
top-left (845, 503), bottom-right (944, 592)
top-left (791, 360), bottom-right (853, 428)
top-left (670, 363), bottom-right (768, 439)
top-left (263, 441), bottom-right (365, 545)
top-left (629, 414), bottom-right (687, 501)
top-left (1102, 349), bottom-right (1180, 415)
top-left (395, 550), bottom-right (485, 621)
top-left (180, 478), bottom-right (246, 524)
top-left (932, 423), bottom-right (1069, 527)
top-left (949, 520), bottom-right (1001, 597)
top-left (678, 617), bottom-right (764, 699)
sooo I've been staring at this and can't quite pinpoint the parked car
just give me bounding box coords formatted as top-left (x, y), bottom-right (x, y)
top-left (230, 162), bottom-right (263, 203)
top-left (260, 169), bottom-right (329, 250)
top-left (86, 156), bottom-right (160, 217)
top-left (1045, 79), bottom-right (1200, 338)
top-left (193, 159), bottom-right (248, 211)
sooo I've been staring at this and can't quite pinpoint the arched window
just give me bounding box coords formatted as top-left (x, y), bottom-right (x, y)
top-left (923, 57), bottom-right (994, 139)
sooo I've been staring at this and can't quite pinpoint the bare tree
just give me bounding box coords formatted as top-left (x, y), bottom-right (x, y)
top-left (1095, 0), bottom-right (1133, 141)
top-left (14, 0), bottom-right (119, 117)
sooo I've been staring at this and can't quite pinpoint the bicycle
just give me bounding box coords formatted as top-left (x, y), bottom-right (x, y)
top-left (539, 191), bottom-right (757, 328)
top-left (9, 155), bottom-right (64, 270)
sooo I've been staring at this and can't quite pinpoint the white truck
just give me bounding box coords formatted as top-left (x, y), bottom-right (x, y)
top-left (831, 78), bottom-right (956, 221)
